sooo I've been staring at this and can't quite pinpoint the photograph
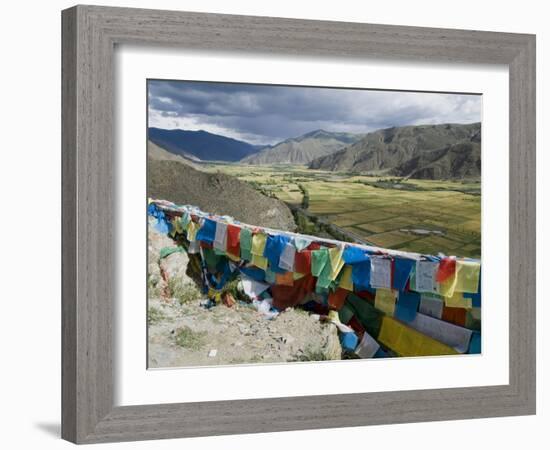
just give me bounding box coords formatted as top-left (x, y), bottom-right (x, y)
top-left (146, 80), bottom-right (482, 368)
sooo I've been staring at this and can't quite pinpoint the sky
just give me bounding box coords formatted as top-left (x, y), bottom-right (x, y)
top-left (148, 80), bottom-right (482, 146)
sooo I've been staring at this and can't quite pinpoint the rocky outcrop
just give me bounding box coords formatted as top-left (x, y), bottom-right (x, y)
top-left (147, 219), bottom-right (342, 368)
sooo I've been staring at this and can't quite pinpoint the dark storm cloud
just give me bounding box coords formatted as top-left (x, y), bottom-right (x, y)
top-left (147, 80), bottom-right (481, 145)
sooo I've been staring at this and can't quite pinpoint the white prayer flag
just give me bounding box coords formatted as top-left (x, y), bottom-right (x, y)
top-left (370, 256), bottom-right (392, 289)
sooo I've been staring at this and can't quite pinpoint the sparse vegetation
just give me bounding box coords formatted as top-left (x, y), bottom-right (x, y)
top-left (167, 278), bottom-right (202, 305)
top-left (148, 306), bottom-right (167, 325)
top-left (292, 347), bottom-right (331, 362)
top-left (173, 326), bottom-right (207, 350)
top-left (147, 275), bottom-right (162, 298)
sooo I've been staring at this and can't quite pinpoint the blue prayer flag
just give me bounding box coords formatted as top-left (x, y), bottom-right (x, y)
top-left (343, 246), bottom-right (371, 264)
top-left (195, 219), bottom-right (216, 244)
top-left (263, 235), bottom-right (290, 273)
top-left (393, 257), bottom-right (415, 290)
top-left (394, 291), bottom-right (420, 323)
top-left (352, 260), bottom-right (371, 288)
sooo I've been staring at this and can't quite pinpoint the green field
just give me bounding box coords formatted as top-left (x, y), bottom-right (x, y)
top-left (201, 163), bottom-right (481, 258)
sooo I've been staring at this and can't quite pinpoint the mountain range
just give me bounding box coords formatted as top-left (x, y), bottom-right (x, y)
top-left (148, 127), bottom-right (263, 162)
top-left (308, 122), bottom-right (481, 179)
top-left (240, 129), bottom-right (363, 165)
top-left (149, 122), bottom-right (481, 180)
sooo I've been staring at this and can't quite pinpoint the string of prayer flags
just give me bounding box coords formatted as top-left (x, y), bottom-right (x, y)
top-left (149, 201), bottom-right (482, 359)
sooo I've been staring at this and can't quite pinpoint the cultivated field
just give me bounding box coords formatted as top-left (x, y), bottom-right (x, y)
top-left (201, 164), bottom-right (481, 259)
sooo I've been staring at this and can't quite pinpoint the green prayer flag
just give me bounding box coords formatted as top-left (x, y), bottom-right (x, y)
top-left (159, 246), bottom-right (184, 260)
top-left (240, 228), bottom-right (252, 261)
top-left (316, 259), bottom-right (333, 289)
top-left (311, 248), bottom-right (329, 277)
top-left (346, 293), bottom-right (384, 338)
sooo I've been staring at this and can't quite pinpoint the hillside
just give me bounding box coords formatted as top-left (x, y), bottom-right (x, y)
top-left (308, 122), bottom-right (481, 180)
top-left (147, 157), bottom-right (296, 231)
top-left (148, 127), bottom-right (263, 162)
top-left (241, 129), bottom-right (363, 165)
top-left (148, 140), bottom-right (200, 167)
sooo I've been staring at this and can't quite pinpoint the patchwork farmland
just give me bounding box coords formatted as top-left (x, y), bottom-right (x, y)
top-left (201, 164), bottom-right (481, 259)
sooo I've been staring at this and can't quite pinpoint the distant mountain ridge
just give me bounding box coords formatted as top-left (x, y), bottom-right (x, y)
top-left (308, 122), bottom-right (481, 180)
top-left (241, 129), bottom-right (364, 165)
top-left (148, 127), bottom-right (263, 162)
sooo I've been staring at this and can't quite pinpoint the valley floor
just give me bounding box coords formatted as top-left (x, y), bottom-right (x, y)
top-left (201, 164), bottom-right (481, 259)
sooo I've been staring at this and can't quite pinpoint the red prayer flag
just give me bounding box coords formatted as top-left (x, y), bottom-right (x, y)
top-left (436, 257), bottom-right (456, 282)
top-left (294, 250), bottom-right (312, 274)
top-left (328, 288), bottom-right (349, 311)
top-left (226, 224), bottom-right (241, 256)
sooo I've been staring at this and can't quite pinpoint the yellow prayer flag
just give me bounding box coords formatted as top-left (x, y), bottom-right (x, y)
top-left (438, 271), bottom-right (457, 298)
top-left (251, 253), bottom-right (268, 270)
top-left (378, 317), bottom-right (458, 357)
top-left (444, 291), bottom-right (472, 309)
top-left (186, 221), bottom-right (199, 242)
top-left (375, 288), bottom-right (397, 316)
top-left (454, 260), bottom-right (481, 294)
top-left (251, 232), bottom-right (267, 256)
top-left (339, 265), bottom-right (354, 291)
top-left (329, 246), bottom-right (345, 280)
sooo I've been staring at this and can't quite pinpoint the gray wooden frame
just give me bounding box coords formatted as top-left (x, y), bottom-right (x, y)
top-left (61, 4), bottom-right (536, 444)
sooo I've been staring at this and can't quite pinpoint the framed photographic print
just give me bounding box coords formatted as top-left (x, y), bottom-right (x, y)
top-left (62, 5), bottom-right (536, 444)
